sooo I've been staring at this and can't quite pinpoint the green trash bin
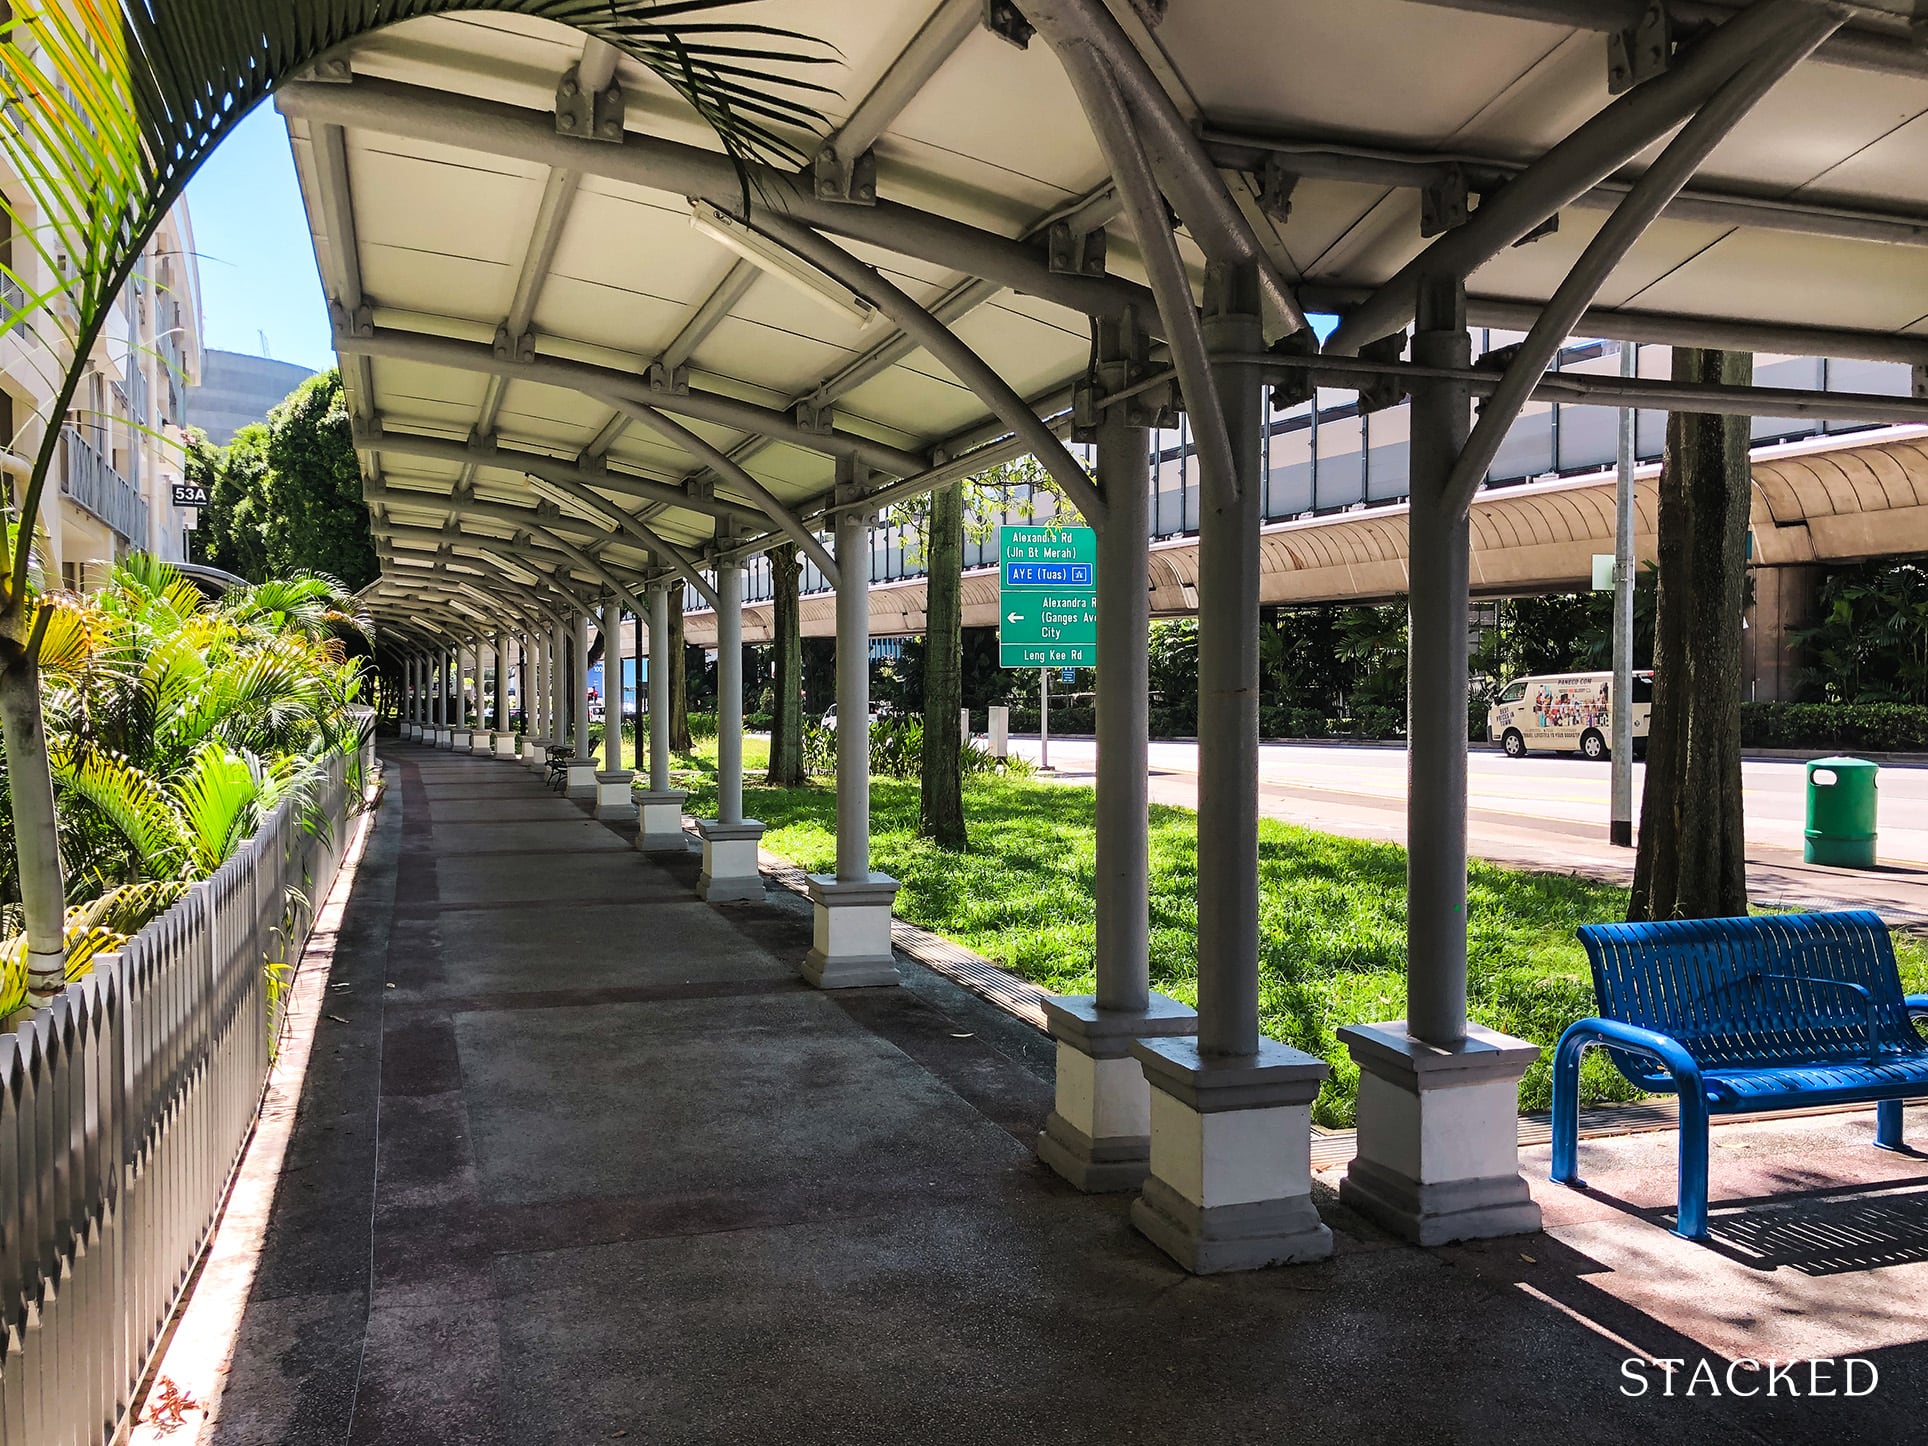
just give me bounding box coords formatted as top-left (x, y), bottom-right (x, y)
top-left (1805, 756), bottom-right (1879, 868)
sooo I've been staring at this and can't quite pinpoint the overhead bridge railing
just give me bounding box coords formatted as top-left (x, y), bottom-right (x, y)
top-left (0, 717), bottom-right (375, 1446)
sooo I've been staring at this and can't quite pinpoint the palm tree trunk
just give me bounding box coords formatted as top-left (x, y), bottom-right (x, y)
top-left (767, 544), bottom-right (805, 785)
top-left (920, 483), bottom-right (968, 848)
top-left (1631, 348), bottom-right (1752, 921)
top-left (667, 586), bottom-right (691, 752)
top-left (0, 619), bottom-right (67, 1007)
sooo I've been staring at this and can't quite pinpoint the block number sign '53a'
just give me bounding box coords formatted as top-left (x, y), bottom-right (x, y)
top-left (998, 524), bottom-right (1096, 668)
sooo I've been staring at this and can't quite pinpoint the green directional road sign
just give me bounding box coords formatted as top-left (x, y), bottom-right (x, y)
top-left (999, 524), bottom-right (1097, 667)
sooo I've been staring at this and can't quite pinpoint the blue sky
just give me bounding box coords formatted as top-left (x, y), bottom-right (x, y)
top-left (184, 106), bottom-right (335, 372)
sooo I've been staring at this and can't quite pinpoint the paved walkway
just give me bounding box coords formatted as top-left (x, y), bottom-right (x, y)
top-left (189, 741), bottom-right (1928, 1443)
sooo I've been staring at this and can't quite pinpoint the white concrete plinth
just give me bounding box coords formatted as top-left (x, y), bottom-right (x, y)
top-left (1129, 1037), bottom-right (1334, 1274)
top-left (564, 757), bottom-right (599, 799)
top-left (494, 732), bottom-right (520, 759)
top-left (802, 873), bottom-right (901, 988)
top-left (404, 723), bottom-right (417, 741)
top-left (522, 737), bottom-right (548, 770)
top-left (695, 819), bottom-right (766, 902)
top-left (435, 727), bottom-right (453, 749)
top-left (1037, 994), bottom-right (1198, 1192)
top-left (1337, 1020), bottom-right (1543, 1247)
top-left (450, 728), bottom-right (472, 752)
top-left (595, 771), bottom-right (637, 821)
top-left (634, 790), bottom-right (689, 852)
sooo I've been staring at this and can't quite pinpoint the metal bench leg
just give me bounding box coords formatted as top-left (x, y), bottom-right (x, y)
top-left (1550, 1030), bottom-right (1585, 1187)
top-left (1875, 1099), bottom-right (1906, 1152)
top-left (1674, 1092), bottom-right (1711, 1240)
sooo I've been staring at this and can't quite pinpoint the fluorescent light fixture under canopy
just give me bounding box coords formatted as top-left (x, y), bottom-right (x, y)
top-left (689, 200), bottom-right (878, 326)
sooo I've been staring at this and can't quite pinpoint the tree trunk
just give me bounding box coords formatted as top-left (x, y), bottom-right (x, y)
top-left (920, 484), bottom-right (968, 848)
top-left (667, 586), bottom-right (691, 752)
top-left (767, 544), bottom-right (806, 785)
top-left (0, 625), bottom-right (69, 1007)
top-left (1630, 348), bottom-right (1752, 922)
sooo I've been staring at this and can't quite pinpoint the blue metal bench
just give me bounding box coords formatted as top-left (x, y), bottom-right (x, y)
top-left (1554, 910), bottom-right (1928, 1239)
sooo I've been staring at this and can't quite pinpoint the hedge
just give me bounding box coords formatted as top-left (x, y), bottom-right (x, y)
top-left (1739, 702), bottom-right (1928, 752)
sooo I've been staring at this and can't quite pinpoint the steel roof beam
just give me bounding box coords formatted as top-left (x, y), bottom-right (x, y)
top-left (305, 120), bottom-right (377, 417)
top-left (352, 418), bottom-right (753, 525)
top-left (599, 397), bottom-right (842, 585)
top-left (756, 215), bottom-right (1108, 525)
top-left (1325, 0), bottom-right (1824, 354)
top-left (1297, 284), bottom-right (1928, 366)
top-left (1442, 6), bottom-right (1847, 512)
top-left (1404, 0), bottom-right (1928, 80)
top-left (815, 0), bottom-right (980, 198)
top-left (274, 78), bottom-right (1157, 325)
top-left (659, 260), bottom-right (758, 373)
top-left (1205, 128), bottom-right (1928, 251)
top-left (371, 486), bottom-right (720, 608)
top-left (335, 324), bottom-right (931, 479)
top-left (1024, 0), bottom-right (1308, 338)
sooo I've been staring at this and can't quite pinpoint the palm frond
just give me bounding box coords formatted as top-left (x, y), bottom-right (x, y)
top-left (50, 743), bottom-right (189, 877)
top-left (0, 0), bottom-right (832, 607)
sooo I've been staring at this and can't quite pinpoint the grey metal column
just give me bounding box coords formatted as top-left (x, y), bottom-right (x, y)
top-left (603, 592), bottom-right (623, 774)
top-left (1093, 408), bottom-right (1150, 1014)
top-left (716, 561), bottom-right (744, 825)
top-left (1610, 340), bottom-right (1638, 847)
top-left (649, 585), bottom-right (671, 792)
top-left (835, 504), bottom-right (870, 881)
top-left (494, 630), bottom-right (508, 737)
top-left (574, 611), bottom-right (592, 758)
top-left (553, 620), bottom-right (569, 746)
top-left (1194, 261), bottom-right (1265, 1060)
top-left (1405, 272), bottom-right (1473, 1046)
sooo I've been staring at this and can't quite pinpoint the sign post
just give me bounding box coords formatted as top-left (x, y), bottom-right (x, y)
top-left (999, 523), bottom-right (1096, 774)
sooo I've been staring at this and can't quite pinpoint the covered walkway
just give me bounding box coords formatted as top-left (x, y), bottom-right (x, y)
top-left (181, 741), bottom-right (1928, 1443)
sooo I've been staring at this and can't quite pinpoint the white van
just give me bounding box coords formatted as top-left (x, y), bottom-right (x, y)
top-left (1487, 670), bottom-right (1652, 760)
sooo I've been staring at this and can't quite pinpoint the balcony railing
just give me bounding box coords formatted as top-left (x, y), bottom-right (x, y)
top-left (61, 427), bottom-right (148, 544)
top-left (0, 271), bottom-right (23, 318)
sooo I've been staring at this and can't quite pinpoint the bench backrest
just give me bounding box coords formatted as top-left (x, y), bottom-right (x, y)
top-left (1575, 910), bottom-right (1918, 1081)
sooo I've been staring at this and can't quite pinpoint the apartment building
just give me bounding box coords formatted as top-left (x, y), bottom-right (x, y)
top-left (1, 128), bottom-right (204, 592)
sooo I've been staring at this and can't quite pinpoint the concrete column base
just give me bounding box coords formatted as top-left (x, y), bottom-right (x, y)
top-left (802, 873), bottom-right (901, 987)
top-left (695, 819), bottom-right (766, 902)
top-left (1129, 1038), bottom-right (1334, 1274)
top-left (494, 732), bottom-right (519, 759)
top-left (1337, 1020), bottom-right (1543, 1247)
top-left (564, 757), bottom-right (599, 798)
top-left (450, 728), bottom-right (472, 751)
top-left (595, 771), bottom-right (637, 821)
top-left (522, 736), bottom-right (547, 770)
top-left (1037, 994), bottom-right (1199, 1192)
top-left (403, 723), bottom-right (417, 741)
top-left (435, 727), bottom-right (453, 749)
top-left (634, 790), bottom-right (689, 852)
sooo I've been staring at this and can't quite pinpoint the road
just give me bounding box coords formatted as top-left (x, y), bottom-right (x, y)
top-left (1002, 737), bottom-right (1928, 924)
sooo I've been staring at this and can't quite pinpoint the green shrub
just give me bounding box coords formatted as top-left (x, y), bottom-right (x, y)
top-left (801, 717), bottom-right (999, 779)
top-left (688, 711), bottom-right (718, 742)
top-left (1739, 701), bottom-right (1928, 751)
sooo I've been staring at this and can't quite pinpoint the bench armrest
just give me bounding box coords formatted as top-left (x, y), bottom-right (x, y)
top-left (1556, 1017), bottom-right (1705, 1096)
top-left (1761, 972), bottom-right (1879, 1062)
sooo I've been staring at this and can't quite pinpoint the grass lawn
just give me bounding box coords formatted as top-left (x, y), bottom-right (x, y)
top-left (670, 738), bottom-right (1928, 1129)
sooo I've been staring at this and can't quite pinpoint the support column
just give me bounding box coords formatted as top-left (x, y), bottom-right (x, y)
top-left (635, 583), bottom-right (687, 851)
top-left (697, 558), bottom-right (765, 900)
top-left (494, 631), bottom-right (516, 756)
top-left (804, 469), bottom-right (900, 987)
top-left (566, 611), bottom-right (598, 797)
top-left (436, 647), bottom-right (453, 748)
top-left (523, 632), bottom-right (548, 767)
top-left (596, 591), bottom-right (636, 820)
top-left (1041, 319), bottom-right (1196, 1192)
top-left (1339, 273), bottom-right (1541, 1247)
top-left (452, 640), bottom-right (475, 752)
top-left (403, 654), bottom-right (416, 739)
top-left (1130, 262), bottom-right (1331, 1273)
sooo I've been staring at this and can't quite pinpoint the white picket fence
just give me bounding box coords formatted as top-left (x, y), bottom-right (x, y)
top-left (0, 725), bottom-right (374, 1444)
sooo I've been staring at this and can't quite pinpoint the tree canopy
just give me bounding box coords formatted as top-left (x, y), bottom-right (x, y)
top-left (194, 370), bottom-right (377, 590)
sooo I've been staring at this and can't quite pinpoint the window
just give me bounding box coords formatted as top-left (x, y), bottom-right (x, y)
top-left (1497, 681), bottom-right (1529, 705)
top-left (1630, 674), bottom-right (1654, 704)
